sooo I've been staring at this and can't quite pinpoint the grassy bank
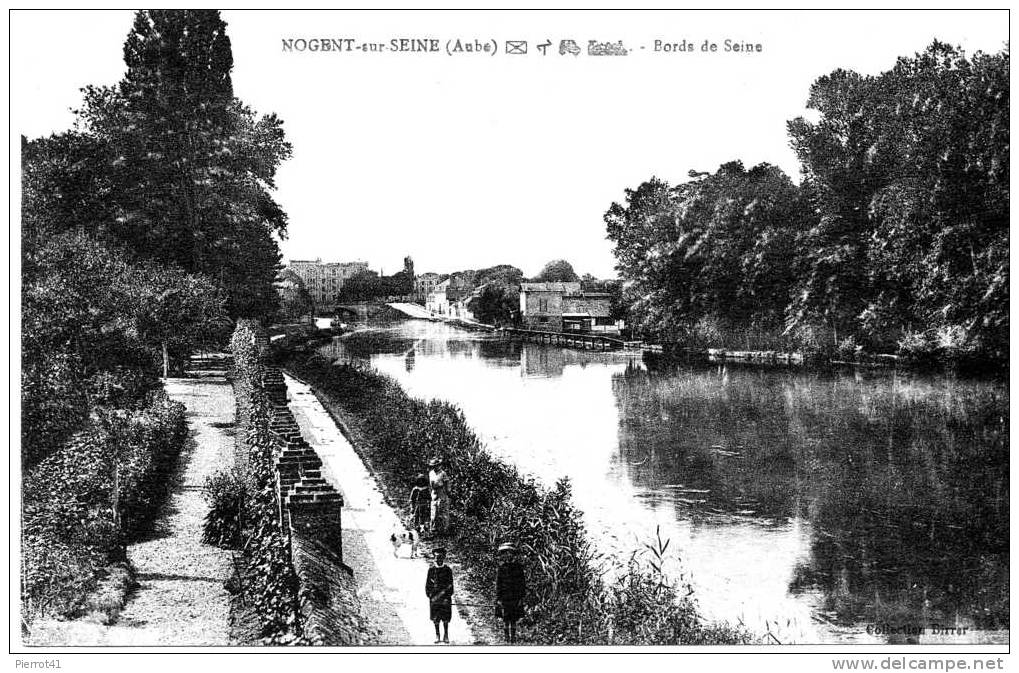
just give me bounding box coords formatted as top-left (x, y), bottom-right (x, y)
top-left (281, 350), bottom-right (751, 645)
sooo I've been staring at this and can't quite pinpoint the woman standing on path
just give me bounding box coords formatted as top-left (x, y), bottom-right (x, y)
top-left (428, 457), bottom-right (450, 536)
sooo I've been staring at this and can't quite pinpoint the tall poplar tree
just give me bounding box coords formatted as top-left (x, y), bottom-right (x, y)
top-left (78, 10), bottom-right (292, 318)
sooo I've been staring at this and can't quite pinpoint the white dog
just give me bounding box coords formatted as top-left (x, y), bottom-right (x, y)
top-left (389, 528), bottom-right (419, 558)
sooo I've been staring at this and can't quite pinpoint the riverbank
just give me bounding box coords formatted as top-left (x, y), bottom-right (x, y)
top-left (283, 373), bottom-right (494, 645)
top-left (279, 349), bottom-right (752, 645)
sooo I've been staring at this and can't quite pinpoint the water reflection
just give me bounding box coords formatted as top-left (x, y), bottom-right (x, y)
top-left (318, 322), bottom-right (1008, 644)
top-left (615, 361), bottom-right (1008, 641)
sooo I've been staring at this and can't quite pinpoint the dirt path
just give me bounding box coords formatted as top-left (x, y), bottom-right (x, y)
top-left (284, 373), bottom-right (479, 646)
top-left (28, 369), bottom-right (235, 646)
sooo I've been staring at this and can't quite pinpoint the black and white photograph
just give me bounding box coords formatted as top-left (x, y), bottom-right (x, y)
top-left (9, 6), bottom-right (1010, 667)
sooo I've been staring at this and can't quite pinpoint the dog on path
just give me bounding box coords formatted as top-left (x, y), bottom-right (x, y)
top-left (390, 528), bottom-right (419, 558)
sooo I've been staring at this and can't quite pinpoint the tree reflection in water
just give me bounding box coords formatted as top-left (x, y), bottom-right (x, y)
top-left (616, 359), bottom-right (1008, 633)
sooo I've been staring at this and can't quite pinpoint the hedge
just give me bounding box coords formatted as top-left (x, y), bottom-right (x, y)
top-left (223, 319), bottom-right (304, 644)
top-left (21, 392), bottom-right (187, 621)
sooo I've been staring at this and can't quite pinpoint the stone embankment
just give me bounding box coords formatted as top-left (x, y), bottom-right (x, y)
top-left (254, 366), bottom-right (366, 645)
top-left (283, 372), bottom-right (480, 645)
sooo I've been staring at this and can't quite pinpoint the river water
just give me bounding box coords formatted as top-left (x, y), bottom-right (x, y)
top-left (315, 320), bottom-right (1008, 644)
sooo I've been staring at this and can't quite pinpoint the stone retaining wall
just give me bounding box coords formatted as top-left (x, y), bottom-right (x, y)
top-left (244, 326), bottom-right (365, 645)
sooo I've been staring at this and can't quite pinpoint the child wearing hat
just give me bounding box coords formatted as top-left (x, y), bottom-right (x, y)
top-left (495, 542), bottom-right (526, 643)
top-left (425, 547), bottom-right (454, 643)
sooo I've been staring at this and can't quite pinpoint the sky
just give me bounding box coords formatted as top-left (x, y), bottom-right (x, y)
top-left (10, 10), bottom-right (1009, 278)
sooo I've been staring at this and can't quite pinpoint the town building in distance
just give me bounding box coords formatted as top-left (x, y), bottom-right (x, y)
top-left (425, 278), bottom-right (452, 315)
top-left (425, 276), bottom-right (481, 320)
top-left (413, 272), bottom-right (442, 303)
top-left (286, 258), bottom-right (370, 307)
top-left (519, 282), bottom-right (620, 334)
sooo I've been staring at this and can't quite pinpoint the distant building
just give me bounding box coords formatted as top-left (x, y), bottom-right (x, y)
top-left (425, 275), bottom-right (481, 318)
top-left (286, 258), bottom-right (370, 307)
top-left (446, 274), bottom-right (473, 303)
top-left (450, 283), bottom-right (486, 322)
top-left (519, 282), bottom-right (619, 334)
top-left (413, 272), bottom-right (441, 303)
top-left (425, 279), bottom-right (452, 315)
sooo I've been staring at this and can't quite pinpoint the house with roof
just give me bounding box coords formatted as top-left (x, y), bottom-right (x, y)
top-left (413, 272), bottom-right (442, 303)
top-left (425, 279), bottom-right (451, 315)
top-left (519, 282), bottom-right (619, 334)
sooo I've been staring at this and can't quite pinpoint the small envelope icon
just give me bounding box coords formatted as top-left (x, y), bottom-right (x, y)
top-left (506, 40), bottom-right (527, 54)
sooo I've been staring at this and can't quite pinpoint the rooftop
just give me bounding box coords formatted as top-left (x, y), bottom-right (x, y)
top-left (520, 282), bottom-right (610, 298)
top-left (289, 259), bottom-right (369, 267)
top-left (520, 282), bottom-right (582, 293)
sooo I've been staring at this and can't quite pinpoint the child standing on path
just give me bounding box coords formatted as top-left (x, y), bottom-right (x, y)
top-left (495, 543), bottom-right (527, 643)
top-left (425, 548), bottom-right (454, 644)
top-left (409, 474), bottom-right (430, 533)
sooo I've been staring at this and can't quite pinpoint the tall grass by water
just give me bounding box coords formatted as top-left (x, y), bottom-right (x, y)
top-left (283, 350), bottom-right (751, 645)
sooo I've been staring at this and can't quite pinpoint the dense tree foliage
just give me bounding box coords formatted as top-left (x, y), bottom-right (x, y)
top-left (21, 10), bottom-right (283, 471)
top-left (606, 163), bottom-right (810, 341)
top-left (26, 10), bottom-right (291, 320)
top-left (468, 283), bottom-right (519, 325)
top-left (450, 264), bottom-right (525, 288)
top-left (788, 41), bottom-right (1008, 358)
top-left (533, 259), bottom-right (580, 283)
top-left (21, 230), bottom-right (225, 468)
top-left (336, 269), bottom-right (413, 302)
top-left (607, 42), bottom-right (1008, 362)
top-left (440, 265), bottom-right (525, 325)
top-left (275, 269), bottom-right (315, 322)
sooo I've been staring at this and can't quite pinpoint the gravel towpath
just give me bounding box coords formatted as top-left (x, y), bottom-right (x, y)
top-left (284, 373), bottom-right (477, 646)
top-left (28, 370), bottom-right (235, 646)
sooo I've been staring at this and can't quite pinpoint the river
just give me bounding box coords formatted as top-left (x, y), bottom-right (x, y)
top-left (315, 320), bottom-right (1008, 645)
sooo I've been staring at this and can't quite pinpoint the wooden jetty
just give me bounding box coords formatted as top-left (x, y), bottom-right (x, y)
top-left (502, 328), bottom-right (626, 351)
top-left (657, 345), bottom-right (805, 364)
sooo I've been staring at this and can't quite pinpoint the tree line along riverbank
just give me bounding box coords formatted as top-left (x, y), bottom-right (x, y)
top-left (279, 347), bottom-right (759, 645)
top-left (605, 42), bottom-right (1007, 369)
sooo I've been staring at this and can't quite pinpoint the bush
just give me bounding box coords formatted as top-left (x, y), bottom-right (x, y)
top-left (20, 351), bottom-right (89, 469)
top-left (203, 469), bottom-right (247, 549)
top-left (897, 330), bottom-right (935, 359)
top-left (835, 336), bottom-right (862, 361)
top-left (283, 352), bottom-right (750, 645)
top-left (786, 322), bottom-right (837, 358)
top-left (898, 326), bottom-right (979, 365)
top-left (686, 316), bottom-right (726, 349)
top-left (935, 324), bottom-right (977, 360)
